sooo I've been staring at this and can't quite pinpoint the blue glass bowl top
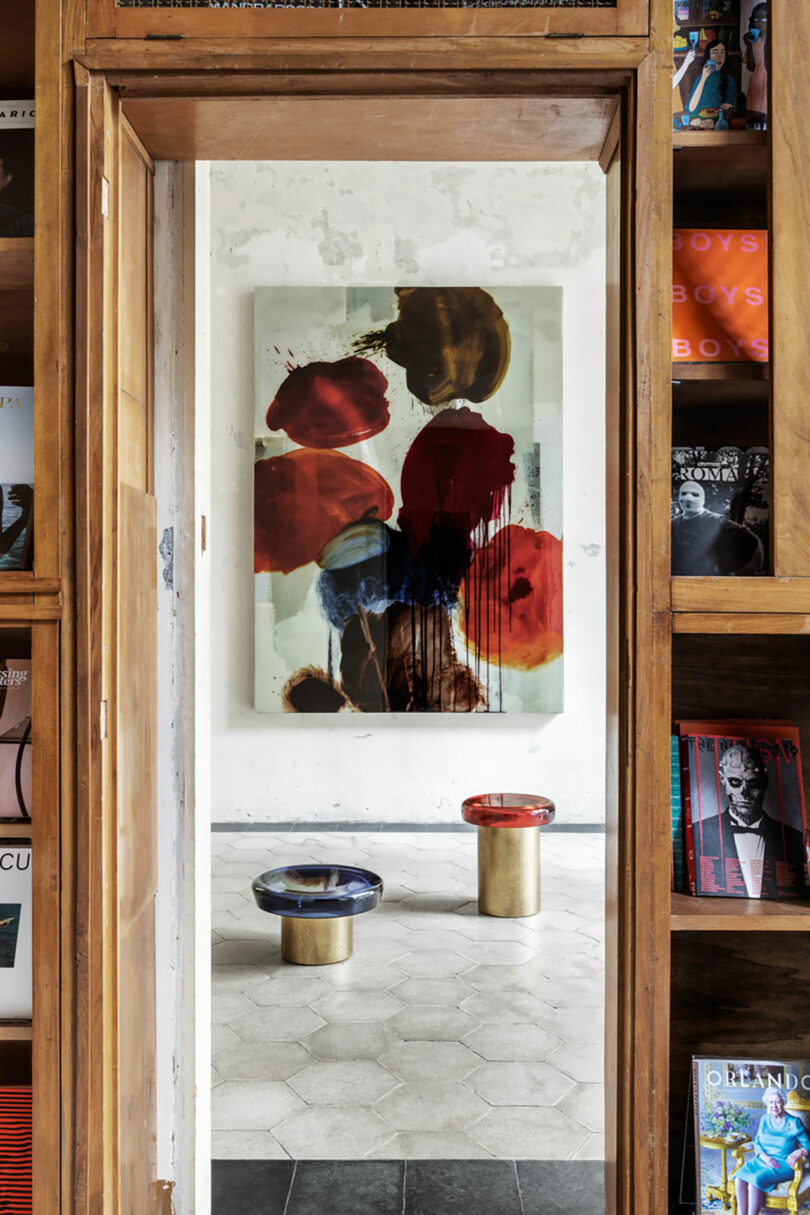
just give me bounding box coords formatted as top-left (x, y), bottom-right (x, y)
top-left (252, 865), bottom-right (384, 919)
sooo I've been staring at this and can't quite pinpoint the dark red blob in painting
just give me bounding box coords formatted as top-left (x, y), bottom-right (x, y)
top-left (339, 602), bottom-right (486, 713)
top-left (266, 357), bottom-right (390, 449)
top-left (460, 524), bottom-right (563, 670)
top-left (398, 406), bottom-right (516, 557)
top-left (254, 448), bottom-right (395, 574)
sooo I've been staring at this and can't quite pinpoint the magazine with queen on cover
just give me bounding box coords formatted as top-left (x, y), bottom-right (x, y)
top-left (694, 1057), bottom-right (810, 1213)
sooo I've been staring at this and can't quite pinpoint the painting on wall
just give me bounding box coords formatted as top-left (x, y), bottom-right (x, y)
top-left (254, 286), bottom-right (563, 714)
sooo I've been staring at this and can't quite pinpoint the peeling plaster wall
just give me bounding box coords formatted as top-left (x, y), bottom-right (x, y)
top-left (207, 161), bottom-right (607, 824)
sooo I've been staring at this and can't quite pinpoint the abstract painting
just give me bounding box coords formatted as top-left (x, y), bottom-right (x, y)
top-left (254, 286), bottom-right (563, 713)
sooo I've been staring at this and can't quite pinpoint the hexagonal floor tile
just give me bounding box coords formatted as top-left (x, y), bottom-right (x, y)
top-left (389, 977), bottom-right (473, 1006)
top-left (304, 1022), bottom-right (402, 1061)
top-left (467, 1061), bottom-right (576, 1107)
top-left (210, 1130), bottom-right (290, 1160)
top-left (545, 1042), bottom-right (603, 1085)
top-left (380, 1041), bottom-right (480, 1084)
top-left (364, 1132), bottom-right (494, 1159)
top-left (250, 973), bottom-right (331, 1008)
top-left (374, 1081), bottom-right (489, 1133)
top-left (541, 1007), bottom-right (604, 1044)
top-left (394, 950), bottom-right (473, 978)
top-left (463, 1024), bottom-right (562, 1062)
top-left (467, 1105), bottom-right (591, 1159)
top-left (321, 961), bottom-right (407, 992)
top-left (557, 1083), bottom-right (604, 1132)
top-left (386, 1006), bottom-right (477, 1042)
top-left (457, 940), bottom-right (539, 967)
top-left (461, 990), bottom-right (553, 1025)
top-left (211, 1080), bottom-right (304, 1131)
top-left (460, 964), bottom-right (538, 993)
top-left (288, 1060), bottom-right (399, 1106)
top-left (215, 1040), bottom-right (314, 1082)
top-left (229, 1005), bottom-right (325, 1042)
top-left (312, 990), bottom-right (402, 1024)
top-left (273, 1105), bottom-right (392, 1159)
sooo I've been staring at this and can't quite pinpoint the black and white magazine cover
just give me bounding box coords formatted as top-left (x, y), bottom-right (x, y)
top-left (0, 841), bottom-right (31, 1020)
top-left (671, 445), bottom-right (769, 575)
top-left (0, 101), bottom-right (34, 239)
top-left (0, 660), bottom-right (31, 820)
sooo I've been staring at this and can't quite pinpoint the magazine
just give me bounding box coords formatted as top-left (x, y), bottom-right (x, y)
top-left (0, 841), bottom-right (31, 1020)
top-left (672, 229), bottom-right (768, 364)
top-left (672, 2), bottom-right (744, 132)
top-left (0, 1086), bottom-right (31, 1214)
top-left (679, 723), bottom-right (808, 899)
top-left (0, 660), bottom-right (31, 820)
top-left (693, 1057), bottom-right (810, 1215)
top-left (671, 446), bottom-right (769, 576)
top-left (0, 101), bottom-right (34, 238)
top-left (0, 388), bottom-right (33, 571)
top-left (671, 733), bottom-right (686, 893)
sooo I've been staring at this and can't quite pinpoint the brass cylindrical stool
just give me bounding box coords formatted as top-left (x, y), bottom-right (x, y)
top-left (462, 793), bottom-right (556, 918)
top-left (281, 915), bottom-right (353, 966)
top-left (252, 864), bottom-right (383, 965)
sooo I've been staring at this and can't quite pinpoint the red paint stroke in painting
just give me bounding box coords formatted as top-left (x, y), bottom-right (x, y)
top-left (266, 356), bottom-right (391, 449)
top-left (398, 406), bottom-right (516, 556)
top-left (255, 448), bottom-right (394, 574)
top-left (460, 524), bottom-right (563, 671)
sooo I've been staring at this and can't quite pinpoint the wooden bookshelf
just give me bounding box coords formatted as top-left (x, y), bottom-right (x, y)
top-left (0, 822), bottom-right (32, 840)
top-left (671, 578), bottom-right (810, 614)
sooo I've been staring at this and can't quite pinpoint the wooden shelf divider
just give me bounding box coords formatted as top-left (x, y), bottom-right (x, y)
top-left (672, 361), bottom-right (769, 382)
top-left (0, 239), bottom-right (35, 292)
top-left (671, 578), bottom-right (810, 614)
top-left (672, 892), bottom-right (810, 931)
top-left (0, 821), bottom-right (33, 840)
top-left (0, 1023), bottom-right (33, 1042)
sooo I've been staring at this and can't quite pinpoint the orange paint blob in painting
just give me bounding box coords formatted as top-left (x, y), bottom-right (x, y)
top-left (266, 357), bottom-right (390, 449)
top-left (254, 449), bottom-right (394, 575)
top-left (460, 524), bottom-right (563, 670)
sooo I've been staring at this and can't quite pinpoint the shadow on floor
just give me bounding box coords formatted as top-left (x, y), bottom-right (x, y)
top-left (211, 1159), bottom-right (604, 1214)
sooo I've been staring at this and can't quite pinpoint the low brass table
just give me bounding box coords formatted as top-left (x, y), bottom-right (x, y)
top-left (462, 793), bottom-right (556, 917)
top-left (251, 865), bottom-right (383, 964)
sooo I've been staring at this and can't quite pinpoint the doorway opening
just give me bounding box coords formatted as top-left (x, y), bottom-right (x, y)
top-left (138, 87), bottom-right (625, 1215)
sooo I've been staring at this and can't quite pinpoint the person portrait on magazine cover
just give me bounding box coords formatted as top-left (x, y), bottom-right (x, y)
top-left (734, 1088), bottom-right (810, 1215)
top-left (698, 742), bottom-right (806, 899)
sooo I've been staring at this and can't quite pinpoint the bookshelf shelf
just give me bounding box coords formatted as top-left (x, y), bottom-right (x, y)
top-left (671, 579), bottom-right (810, 615)
top-left (671, 893), bottom-right (810, 931)
top-left (673, 612), bottom-right (810, 635)
top-left (0, 822), bottom-right (32, 840)
top-left (672, 130), bottom-right (767, 150)
top-left (0, 1024), bottom-right (32, 1042)
top-left (672, 362), bottom-right (768, 382)
top-left (0, 240), bottom-right (34, 292)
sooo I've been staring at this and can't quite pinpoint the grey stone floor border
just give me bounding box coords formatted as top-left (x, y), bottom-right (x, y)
top-left (210, 1159), bottom-right (605, 1215)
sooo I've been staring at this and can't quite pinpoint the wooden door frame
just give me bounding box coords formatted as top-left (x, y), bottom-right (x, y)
top-left (72, 41), bottom-right (671, 1215)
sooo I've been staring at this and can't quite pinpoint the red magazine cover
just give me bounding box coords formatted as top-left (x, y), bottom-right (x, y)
top-left (0, 1086), bottom-right (32, 1214)
top-left (679, 722), bottom-right (808, 900)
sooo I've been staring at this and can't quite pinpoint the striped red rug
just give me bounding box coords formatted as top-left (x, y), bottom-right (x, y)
top-left (0, 1087), bottom-right (32, 1215)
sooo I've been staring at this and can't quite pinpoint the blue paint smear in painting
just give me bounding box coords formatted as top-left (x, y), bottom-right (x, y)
top-left (318, 523), bottom-right (473, 631)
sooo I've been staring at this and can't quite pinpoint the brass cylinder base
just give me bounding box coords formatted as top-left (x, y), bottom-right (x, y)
top-left (281, 915), bottom-right (353, 965)
top-left (477, 825), bottom-right (541, 917)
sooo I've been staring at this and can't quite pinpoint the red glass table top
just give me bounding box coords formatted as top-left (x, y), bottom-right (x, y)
top-left (461, 792), bottom-right (556, 829)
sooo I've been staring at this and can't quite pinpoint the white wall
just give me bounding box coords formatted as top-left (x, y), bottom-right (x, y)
top-left (207, 161), bottom-right (607, 825)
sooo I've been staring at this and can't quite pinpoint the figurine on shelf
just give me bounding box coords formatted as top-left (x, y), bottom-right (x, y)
top-left (742, 2), bottom-right (768, 129)
top-left (686, 38), bottom-right (738, 126)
